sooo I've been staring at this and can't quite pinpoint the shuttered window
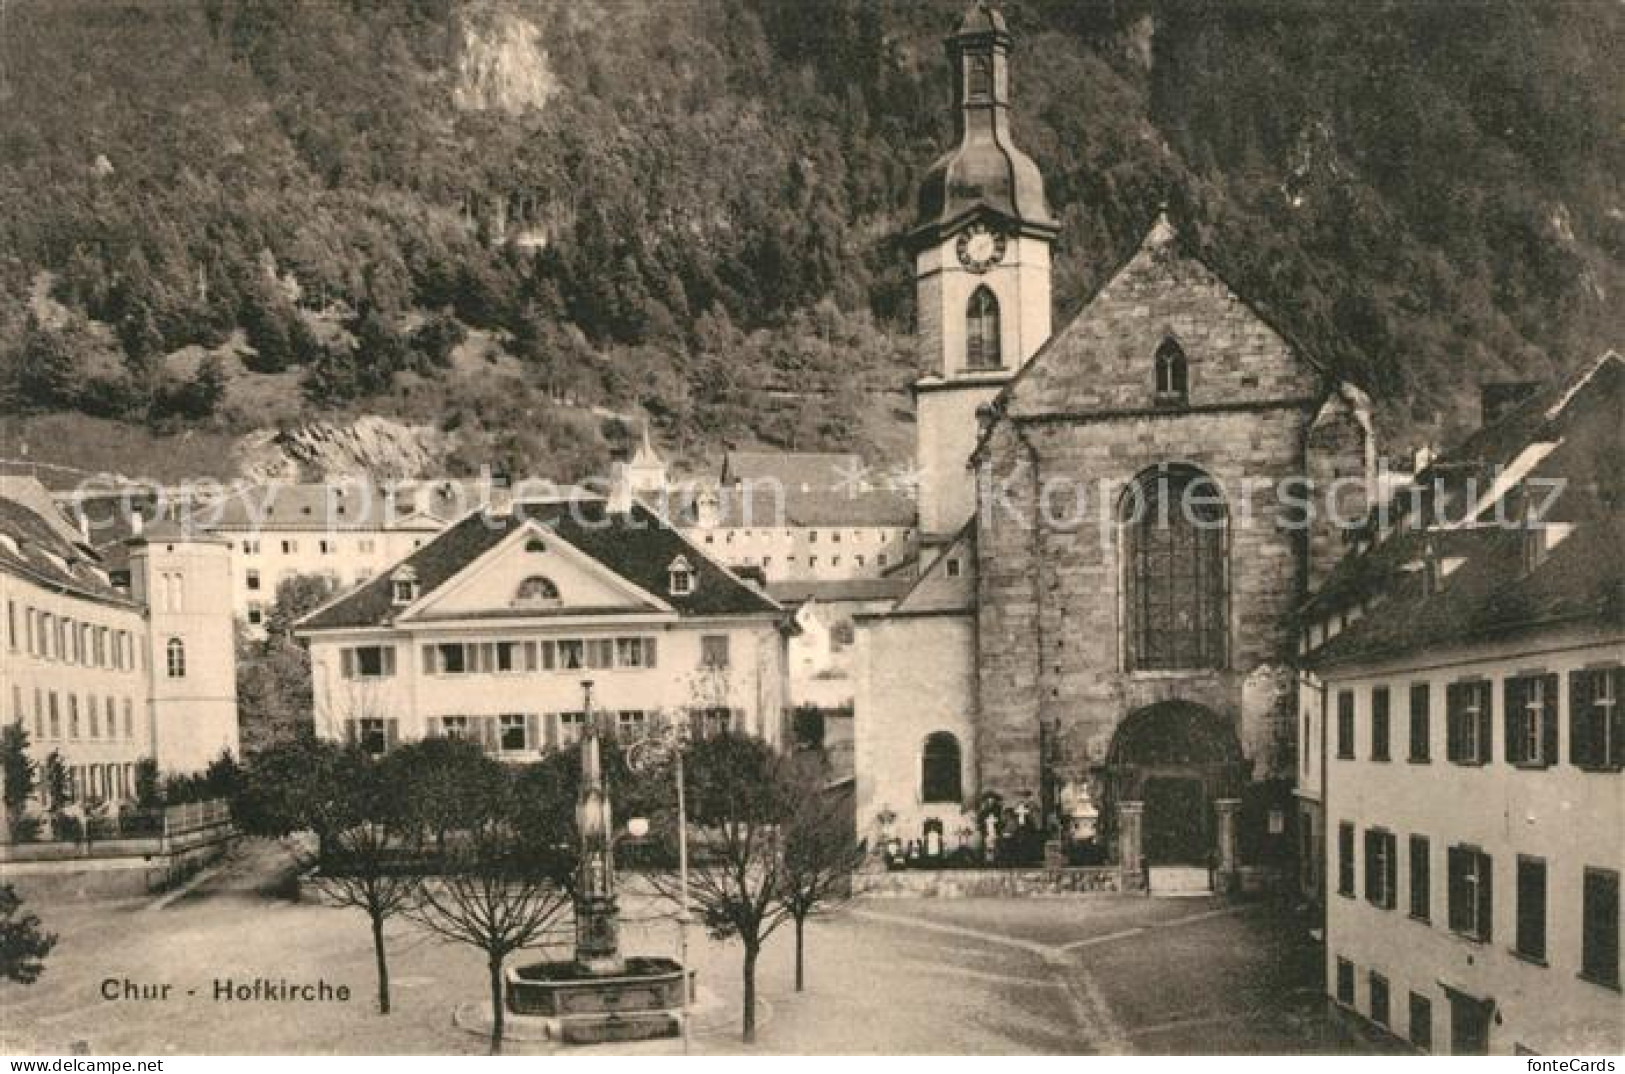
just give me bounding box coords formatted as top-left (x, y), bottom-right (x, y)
top-left (1581, 868), bottom-right (1620, 988)
top-left (1371, 686), bottom-right (1391, 761)
top-left (1337, 822), bottom-right (1355, 896)
top-left (1364, 829), bottom-right (1397, 909)
top-left (1504, 673), bottom-right (1558, 767)
top-left (1447, 846), bottom-right (1493, 942)
top-left (1409, 835), bottom-right (1431, 921)
top-left (1515, 856), bottom-right (1547, 962)
top-left (1570, 667), bottom-right (1623, 770)
top-left (1408, 683), bottom-right (1431, 762)
top-left (1446, 680), bottom-right (1492, 765)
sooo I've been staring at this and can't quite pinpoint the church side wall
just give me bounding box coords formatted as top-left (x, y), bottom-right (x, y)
top-left (854, 612), bottom-right (978, 849)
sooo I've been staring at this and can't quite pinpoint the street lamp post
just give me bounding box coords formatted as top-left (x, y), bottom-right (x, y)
top-left (626, 717), bottom-right (692, 1054)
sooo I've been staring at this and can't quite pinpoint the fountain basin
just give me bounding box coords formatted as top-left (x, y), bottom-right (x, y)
top-left (505, 957), bottom-right (687, 1043)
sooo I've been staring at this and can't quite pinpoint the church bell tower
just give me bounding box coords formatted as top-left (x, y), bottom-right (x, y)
top-left (912, 2), bottom-right (1057, 542)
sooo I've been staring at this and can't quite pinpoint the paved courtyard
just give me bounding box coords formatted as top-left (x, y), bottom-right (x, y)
top-left (2, 841), bottom-right (1375, 1055)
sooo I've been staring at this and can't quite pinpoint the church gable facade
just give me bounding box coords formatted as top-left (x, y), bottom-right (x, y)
top-left (856, 2), bottom-right (1375, 890)
top-left (971, 215), bottom-right (1366, 886)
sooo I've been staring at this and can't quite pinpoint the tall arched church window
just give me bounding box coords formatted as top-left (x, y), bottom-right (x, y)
top-left (1121, 465), bottom-right (1228, 670)
top-left (921, 731), bottom-right (963, 804)
top-left (966, 286), bottom-right (1002, 370)
top-left (1154, 338), bottom-right (1188, 403)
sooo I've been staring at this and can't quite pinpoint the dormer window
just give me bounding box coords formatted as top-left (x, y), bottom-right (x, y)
top-left (513, 575), bottom-right (561, 609)
top-left (1154, 338), bottom-right (1188, 404)
top-left (668, 555), bottom-right (695, 596)
top-left (390, 566), bottom-right (419, 606)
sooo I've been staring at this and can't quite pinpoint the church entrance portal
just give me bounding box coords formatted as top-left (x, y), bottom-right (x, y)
top-left (1143, 777), bottom-right (1209, 865)
top-left (1105, 700), bottom-right (1245, 884)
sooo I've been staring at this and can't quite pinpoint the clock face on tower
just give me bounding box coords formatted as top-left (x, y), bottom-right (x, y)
top-left (956, 223), bottom-right (1007, 273)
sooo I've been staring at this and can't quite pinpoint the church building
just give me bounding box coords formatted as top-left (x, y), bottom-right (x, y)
top-left (856, 3), bottom-right (1375, 892)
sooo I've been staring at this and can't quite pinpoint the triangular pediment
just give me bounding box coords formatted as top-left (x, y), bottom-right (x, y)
top-left (402, 520), bottom-right (670, 621)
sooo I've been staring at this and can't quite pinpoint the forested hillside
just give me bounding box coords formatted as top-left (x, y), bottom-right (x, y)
top-left (1, 0), bottom-right (1618, 480)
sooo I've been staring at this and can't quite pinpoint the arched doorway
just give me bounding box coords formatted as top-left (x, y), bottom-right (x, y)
top-left (1106, 700), bottom-right (1244, 877)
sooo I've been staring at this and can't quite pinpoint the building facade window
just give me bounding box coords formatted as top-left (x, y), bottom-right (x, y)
top-left (1581, 867), bottom-right (1620, 989)
top-left (1515, 856), bottom-right (1547, 962)
top-left (1336, 690), bottom-right (1355, 759)
top-left (1409, 992), bottom-right (1433, 1052)
top-left (700, 634), bottom-right (730, 669)
top-left (965, 286), bottom-right (1001, 370)
top-left (1409, 682), bottom-right (1431, 762)
top-left (1447, 846), bottom-right (1493, 942)
top-left (1409, 835), bottom-right (1431, 921)
top-left (1153, 338), bottom-right (1189, 403)
top-left (1335, 958), bottom-right (1355, 1005)
top-left (352, 718), bottom-right (391, 756)
top-left (499, 715), bottom-right (529, 752)
top-left (1368, 972), bottom-right (1390, 1028)
top-left (1337, 822), bottom-right (1355, 896)
top-left (514, 576), bottom-right (561, 609)
top-left (668, 556), bottom-right (695, 596)
top-left (341, 645), bottom-right (396, 679)
top-left (1371, 685), bottom-right (1391, 761)
top-left (1365, 829), bottom-right (1397, 909)
top-left (1446, 680), bottom-right (1493, 765)
top-left (1122, 466), bottom-right (1227, 671)
top-left (921, 732), bottom-right (963, 804)
top-left (1570, 666), bottom-right (1623, 770)
top-left (1505, 672), bottom-right (1557, 767)
top-left (166, 637), bottom-right (186, 678)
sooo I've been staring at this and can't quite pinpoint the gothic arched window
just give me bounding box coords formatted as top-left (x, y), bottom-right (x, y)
top-left (1154, 338), bottom-right (1188, 403)
top-left (166, 637), bottom-right (186, 679)
top-left (921, 731), bottom-right (963, 804)
top-left (966, 286), bottom-right (1002, 370)
top-left (514, 575), bottom-right (561, 608)
top-left (1121, 465), bottom-right (1228, 671)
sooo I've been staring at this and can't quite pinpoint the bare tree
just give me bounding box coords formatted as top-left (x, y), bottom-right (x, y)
top-left (775, 753), bottom-right (867, 992)
top-left (646, 732), bottom-right (792, 1043)
top-left (236, 733), bottom-right (419, 1015)
top-left (407, 759), bottom-right (574, 1054)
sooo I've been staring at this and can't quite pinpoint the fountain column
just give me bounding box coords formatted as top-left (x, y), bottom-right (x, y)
top-left (574, 681), bottom-right (625, 975)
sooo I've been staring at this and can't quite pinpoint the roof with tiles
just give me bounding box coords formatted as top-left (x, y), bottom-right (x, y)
top-left (1305, 351), bottom-right (1623, 668)
top-left (297, 498), bottom-right (782, 632)
top-left (0, 491), bottom-right (133, 609)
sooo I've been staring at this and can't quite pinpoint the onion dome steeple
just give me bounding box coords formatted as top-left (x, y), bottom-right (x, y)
top-left (912, 2), bottom-right (1058, 246)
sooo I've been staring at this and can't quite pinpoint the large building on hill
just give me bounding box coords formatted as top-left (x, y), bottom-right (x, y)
top-left (0, 480), bottom-right (239, 810)
top-left (855, 3), bottom-right (1376, 892)
top-left (295, 498), bottom-right (791, 756)
top-left (1301, 352), bottom-right (1622, 1055)
top-left (684, 451), bottom-right (917, 585)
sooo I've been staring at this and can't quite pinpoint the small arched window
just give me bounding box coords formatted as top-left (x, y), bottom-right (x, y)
top-left (965, 286), bottom-right (1002, 370)
top-left (1121, 465), bottom-right (1228, 671)
top-left (921, 731), bottom-right (963, 804)
top-left (1154, 338), bottom-right (1188, 403)
top-left (513, 575), bottom-right (561, 608)
top-left (166, 637), bottom-right (186, 679)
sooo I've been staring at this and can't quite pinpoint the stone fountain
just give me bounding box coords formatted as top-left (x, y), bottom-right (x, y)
top-left (504, 689), bottom-right (686, 1044)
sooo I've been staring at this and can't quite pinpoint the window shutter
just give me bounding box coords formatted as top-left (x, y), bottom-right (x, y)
top-left (481, 716), bottom-right (498, 753)
top-left (1385, 838), bottom-right (1398, 909)
top-left (1447, 847), bottom-right (1466, 932)
top-left (1570, 669), bottom-right (1594, 766)
top-left (341, 649), bottom-right (356, 680)
top-left (1504, 678), bottom-right (1521, 763)
top-left (543, 712), bottom-right (558, 750)
top-left (383, 647), bottom-right (396, 676)
top-left (344, 719), bottom-right (359, 746)
top-left (645, 637), bottom-right (658, 668)
top-left (421, 645), bottom-right (436, 674)
top-left (1445, 683), bottom-right (1463, 762)
top-left (1541, 673), bottom-right (1558, 765)
top-left (1476, 685), bottom-right (1493, 764)
top-left (384, 719), bottom-right (399, 752)
top-left (1477, 855), bottom-right (1493, 942)
top-left (1612, 669), bottom-right (1625, 769)
top-left (425, 716), bottom-right (440, 738)
top-left (525, 713), bottom-right (539, 751)
top-left (1364, 830), bottom-right (1377, 902)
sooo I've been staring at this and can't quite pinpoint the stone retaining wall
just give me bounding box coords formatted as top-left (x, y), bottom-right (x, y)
top-left (862, 865), bottom-right (1123, 898)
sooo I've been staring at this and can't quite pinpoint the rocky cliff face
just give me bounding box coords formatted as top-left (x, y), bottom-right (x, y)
top-left (235, 416), bottom-right (454, 483)
top-left (451, 5), bottom-right (556, 116)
